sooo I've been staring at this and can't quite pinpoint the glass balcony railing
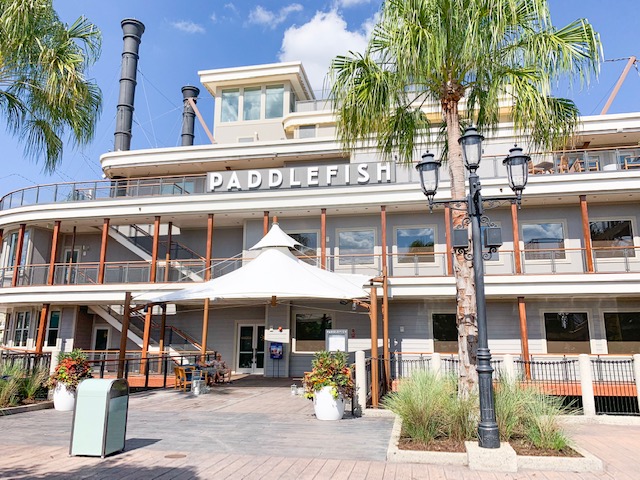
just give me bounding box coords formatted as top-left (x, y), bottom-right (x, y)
top-left (1, 246), bottom-right (638, 288)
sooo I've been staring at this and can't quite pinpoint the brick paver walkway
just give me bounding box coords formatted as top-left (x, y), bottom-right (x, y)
top-left (0, 377), bottom-right (639, 479)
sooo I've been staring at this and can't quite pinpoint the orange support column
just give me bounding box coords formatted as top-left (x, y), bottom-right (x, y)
top-left (518, 297), bottom-right (531, 380)
top-left (47, 221), bottom-right (61, 285)
top-left (370, 285), bottom-right (379, 408)
top-left (67, 226), bottom-right (77, 284)
top-left (263, 211), bottom-right (269, 235)
top-left (149, 216), bottom-right (160, 283)
top-left (164, 222), bottom-right (173, 282)
top-left (98, 218), bottom-right (110, 284)
top-left (444, 203), bottom-right (453, 276)
top-left (320, 208), bottom-right (327, 269)
top-left (201, 214), bottom-right (214, 359)
top-left (511, 201), bottom-right (522, 274)
top-left (580, 195), bottom-right (595, 273)
top-left (117, 292), bottom-right (132, 378)
top-left (35, 303), bottom-right (50, 353)
top-left (11, 224), bottom-right (26, 287)
top-left (380, 206), bottom-right (390, 389)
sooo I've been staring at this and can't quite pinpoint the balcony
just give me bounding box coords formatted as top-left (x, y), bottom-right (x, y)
top-left (2, 245), bottom-right (639, 289)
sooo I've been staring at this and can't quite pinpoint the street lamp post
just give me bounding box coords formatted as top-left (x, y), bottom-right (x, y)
top-left (416, 126), bottom-right (530, 449)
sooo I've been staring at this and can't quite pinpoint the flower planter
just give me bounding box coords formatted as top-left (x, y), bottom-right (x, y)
top-left (313, 386), bottom-right (345, 420)
top-left (53, 383), bottom-right (76, 411)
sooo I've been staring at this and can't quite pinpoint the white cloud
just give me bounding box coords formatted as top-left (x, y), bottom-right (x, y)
top-left (249, 4), bottom-right (303, 29)
top-left (278, 10), bottom-right (371, 94)
top-left (210, 13), bottom-right (217, 23)
top-left (171, 21), bottom-right (205, 34)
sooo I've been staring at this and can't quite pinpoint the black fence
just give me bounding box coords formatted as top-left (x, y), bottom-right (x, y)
top-left (592, 357), bottom-right (639, 415)
top-left (0, 351), bottom-right (51, 375)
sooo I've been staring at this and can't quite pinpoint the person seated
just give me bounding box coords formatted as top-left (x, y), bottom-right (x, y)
top-left (212, 353), bottom-right (232, 384)
top-left (195, 358), bottom-right (216, 386)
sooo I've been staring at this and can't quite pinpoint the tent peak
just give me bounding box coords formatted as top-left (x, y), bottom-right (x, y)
top-left (249, 222), bottom-right (301, 250)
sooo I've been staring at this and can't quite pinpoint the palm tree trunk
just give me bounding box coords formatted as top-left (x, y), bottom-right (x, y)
top-left (443, 101), bottom-right (478, 398)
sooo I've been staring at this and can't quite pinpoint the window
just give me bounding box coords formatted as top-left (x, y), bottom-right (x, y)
top-left (604, 312), bottom-right (640, 354)
top-left (243, 87), bottom-right (261, 121)
top-left (45, 311), bottom-right (60, 348)
top-left (522, 223), bottom-right (565, 260)
top-left (544, 312), bottom-right (590, 354)
top-left (4, 230), bottom-right (30, 268)
top-left (590, 220), bottom-right (634, 259)
top-left (13, 311), bottom-right (31, 347)
top-left (338, 229), bottom-right (375, 265)
top-left (432, 313), bottom-right (457, 353)
top-left (221, 89), bottom-right (239, 122)
top-left (295, 313), bottom-right (332, 352)
top-left (298, 125), bottom-right (316, 139)
top-left (265, 85), bottom-right (284, 119)
top-left (290, 232), bottom-right (318, 258)
top-left (397, 227), bottom-right (435, 263)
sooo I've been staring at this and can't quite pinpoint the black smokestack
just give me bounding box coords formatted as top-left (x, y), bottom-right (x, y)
top-left (181, 86), bottom-right (200, 146)
top-left (114, 18), bottom-right (145, 151)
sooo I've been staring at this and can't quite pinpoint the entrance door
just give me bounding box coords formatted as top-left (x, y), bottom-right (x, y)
top-left (236, 324), bottom-right (265, 374)
top-left (92, 327), bottom-right (109, 362)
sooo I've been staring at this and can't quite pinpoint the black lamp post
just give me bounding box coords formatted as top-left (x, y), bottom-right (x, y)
top-left (416, 126), bottom-right (530, 449)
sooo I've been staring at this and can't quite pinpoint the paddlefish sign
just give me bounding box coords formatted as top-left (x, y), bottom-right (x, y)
top-left (207, 162), bottom-right (395, 192)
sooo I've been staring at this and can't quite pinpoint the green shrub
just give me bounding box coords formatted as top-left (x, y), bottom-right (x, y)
top-left (383, 370), bottom-right (477, 443)
top-left (0, 364), bottom-right (24, 408)
top-left (20, 368), bottom-right (49, 402)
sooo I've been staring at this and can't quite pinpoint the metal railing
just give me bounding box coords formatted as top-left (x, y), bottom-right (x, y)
top-left (0, 350), bottom-right (52, 374)
top-left (591, 356), bottom-right (638, 415)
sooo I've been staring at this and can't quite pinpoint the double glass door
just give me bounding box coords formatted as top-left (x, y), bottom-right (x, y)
top-left (236, 324), bottom-right (265, 374)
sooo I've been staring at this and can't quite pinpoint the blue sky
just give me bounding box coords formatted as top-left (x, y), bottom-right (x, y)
top-left (0, 0), bottom-right (638, 196)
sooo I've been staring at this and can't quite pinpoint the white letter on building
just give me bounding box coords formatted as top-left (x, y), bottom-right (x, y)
top-left (290, 168), bottom-right (302, 187)
top-left (377, 163), bottom-right (391, 183)
top-left (326, 166), bottom-right (339, 185)
top-left (247, 170), bottom-right (262, 189)
top-left (357, 164), bottom-right (370, 184)
top-left (227, 172), bottom-right (242, 191)
top-left (308, 167), bottom-right (319, 186)
top-left (269, 169), bottom-right (283, 188)
top-left (208, 173), bottom-right (223, 192)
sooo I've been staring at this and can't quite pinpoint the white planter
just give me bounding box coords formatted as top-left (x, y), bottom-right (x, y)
top-left (53, 383), bottom-right (76, 411)
top-left (313, 386), bottom-right (345, 421)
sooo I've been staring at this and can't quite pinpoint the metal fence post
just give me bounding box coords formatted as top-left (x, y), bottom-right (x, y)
top-left (634, 354), bottom-right (640, 411)
top-left (579, 354), bottom-right (596, 416)
top-left (355, 350), bottom-right (366, 416)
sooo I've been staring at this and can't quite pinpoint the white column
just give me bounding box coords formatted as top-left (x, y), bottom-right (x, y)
top-left (633, 354), bottom-right (640, 411)
top-left (355, 350), bottom-right (366, 416)
top-left (431, 352), bottom-right (442, 378)
top-left (579, 354), bottom-right (596, 416)
top-left (502, 353), bottom-right (516, 383)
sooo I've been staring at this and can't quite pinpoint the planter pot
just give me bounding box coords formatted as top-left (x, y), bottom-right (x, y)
top-left (53, 383), bottom-right (76, 411)
top-left (313, 386), bottom-right (345, 421)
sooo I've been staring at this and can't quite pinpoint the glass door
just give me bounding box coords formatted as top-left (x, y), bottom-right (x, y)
top-left (236, 324), bottom-right (265, 374)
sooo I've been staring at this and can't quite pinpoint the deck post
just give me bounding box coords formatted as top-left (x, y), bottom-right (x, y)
top-left (263, 211), bottom-right (269, 235)
top-left (149, 216), bottom-right (160, 283)
top-left (580, 195), bottom-right (595, 273)
top-left (35, 303), bottom-right (50, 353)
top-left (117, 292), bottom-right (132, 378)
top-left (320, 208), bottom-right (326, 269)
top-left (369, 285), bottom-right (379, 407)
top-left (579, 354), bottom-right (596, 416)
top-left (201, 214), bottom-right (214, 359)
top-left (517, 297), bottom-right (531, 380)
top-left (380, 206), bottom-right (390, 390)
top-left (98, 218), bottom-right (110, 284)
top-left (47, 221), bottom-right (61, 285)
top-left (11, 224), bottom-right (26, 287)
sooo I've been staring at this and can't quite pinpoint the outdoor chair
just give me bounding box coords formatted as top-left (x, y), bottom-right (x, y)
top-left (174, 366), bottom-right (192, 392)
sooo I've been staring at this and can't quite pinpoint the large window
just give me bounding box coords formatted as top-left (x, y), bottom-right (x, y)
top-left (13, 311), bottom-right (31, 347)
top-left (46, 311), bottom-right (60, 348)
top-left (432, 313), bottom-right (457, 353)
top-left (338, 229), bottom-right (375, 265)
top-left (243, 87), bottom-right (261, 121)
top-left (265, 85), bottom-right (284, 118)
top-left (544, 312), bottom-right (590, 354)
top-left (522, 223), bottom-right (565, 260)
top-left (590, 220), bottom-right (634, 259)
top-left (397, 227), bottom-right (435, 263)
top-left (220, 89), bottom-right (239, 122)
top-left (4, 230), bottom-right (30, 268)
top-left (604, 312), bottom-right (640, 354)
top-left (295, 313), bottom-right (332, 352)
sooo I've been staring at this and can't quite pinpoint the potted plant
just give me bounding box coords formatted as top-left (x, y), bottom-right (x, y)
top-left (47, 349), bottom-right (92, 411)
top-left (303, 350), bottom-right (354, 420)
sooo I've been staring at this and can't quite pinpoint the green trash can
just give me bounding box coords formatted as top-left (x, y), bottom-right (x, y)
top-left (69, 378), bottom-right (129, 457)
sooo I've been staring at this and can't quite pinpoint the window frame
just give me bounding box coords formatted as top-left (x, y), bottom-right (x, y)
top-left (220, 88), bottom-right (240, 123)
top-left (45, 310), bottom-right (61, 348)
top-left (336, 227), bottom-right (377, 266)
top-left (541, 310), bottom-right (593, 354)
top-left (431, 312), bottom-right (458, 353)
top-left (12, 310), bottom-right (32, 348)
top-left (292, 310), bottom-right (334, 353)
top-left (602, 310), bottom-right (640, 354)
top-left (394, 225), bottom-right (437, 264)
top-left (521, 220), bottom-right (568, 262)
top-left (589, 217), bottom-right (637, 261)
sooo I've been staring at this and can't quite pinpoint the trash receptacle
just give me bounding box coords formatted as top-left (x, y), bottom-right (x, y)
top-left (70, 378), bottom-right (129, 458)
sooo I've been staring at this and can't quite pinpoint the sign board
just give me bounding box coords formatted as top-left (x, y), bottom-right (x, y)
top-left (264, 328), bottom-right (290, 343)
top-left (269, 342), bottom-right (283, 359)
top-left (325, 329), bottom-right (348, 352)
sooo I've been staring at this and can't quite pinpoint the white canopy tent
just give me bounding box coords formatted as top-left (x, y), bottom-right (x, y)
top-left (144, 222), bottom-right (371, 303)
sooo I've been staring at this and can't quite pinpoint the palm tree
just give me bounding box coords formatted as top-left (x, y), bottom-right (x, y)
top-left (0, 0), bottom-right (101, 173)
top-left (329, 0), bottom-right (601, 396)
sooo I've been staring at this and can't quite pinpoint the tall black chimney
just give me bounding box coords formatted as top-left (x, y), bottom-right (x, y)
top-left (114, 19), bottom-right (145, 151)
top-left (181, 86), bottom-right (200, 146)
